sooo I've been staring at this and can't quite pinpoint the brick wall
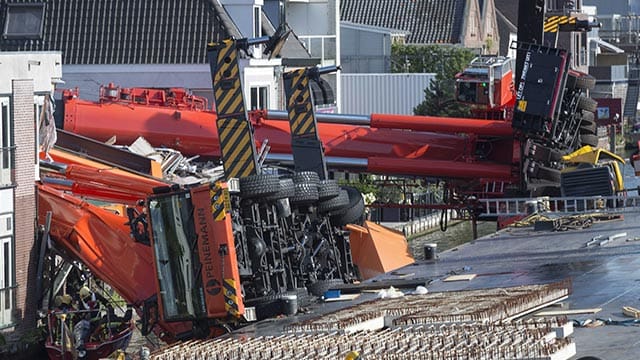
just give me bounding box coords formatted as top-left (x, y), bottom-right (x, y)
top-left (10, 79), bottom-right (37, 340)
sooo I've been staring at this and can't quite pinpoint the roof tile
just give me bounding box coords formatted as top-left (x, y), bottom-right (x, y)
top-left (340, 0), bottom-right (467, 44)
top-left (0, 0), bottom-right (230, 64)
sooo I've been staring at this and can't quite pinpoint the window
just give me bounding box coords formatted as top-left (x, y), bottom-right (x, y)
top-left (0, 214), bottom-right (11, 236)
top-left (2, 3), bottom-right (45, 40)
top-left (253, 6), bottom-right (262, 54)
top-left (253, 6), bottom-right (261, 38)
top-left (0, 235), bottom-right (13, 327)
top-left (34, 95), bottom-right (45, 166)
top-left (0, 98), bottom-right (13, 187)
top-left (250, 86), bottom-right (268, 110)
top-left (149, 193), bottom-right (206, 321)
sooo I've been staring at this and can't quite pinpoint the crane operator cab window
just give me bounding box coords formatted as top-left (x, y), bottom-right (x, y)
top-left (457, 82), bottom-right (477, 103)
top-left (148, 191), bottom-right (207, 322)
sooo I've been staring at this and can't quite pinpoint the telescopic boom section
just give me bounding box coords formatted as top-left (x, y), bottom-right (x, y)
top-left (207, 39), bottom-right (259, 179)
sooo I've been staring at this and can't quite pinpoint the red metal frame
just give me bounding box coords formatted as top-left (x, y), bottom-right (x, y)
top-left (60, 86), bottom-right (521, 198)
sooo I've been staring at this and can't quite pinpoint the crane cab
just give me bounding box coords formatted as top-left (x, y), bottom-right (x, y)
top-left (455, 56), bottom-right (515, 113)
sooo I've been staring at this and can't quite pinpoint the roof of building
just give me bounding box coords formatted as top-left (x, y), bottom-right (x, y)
top-left (494, 0), bottom-right (518, 26)
top-left (494, 0), bottom-right (518, 55)
top-left (0, 0), bottom-right (232, 64)
top-left (340, 0), bottom-right (467, 45)
top-left (341, 21), bottom-right (410, 36)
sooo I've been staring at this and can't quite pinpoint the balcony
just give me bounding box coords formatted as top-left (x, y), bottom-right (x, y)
top-left (298, 35), bottom-right (337, 66)
top-left (0, 146), bottom-right (15, 187)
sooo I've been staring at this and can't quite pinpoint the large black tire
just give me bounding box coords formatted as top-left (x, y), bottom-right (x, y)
top-left (580, 133), bottom-right (599, 147)
top-left (580, 110), bottom-right (595, 122)
top-left (579, 121), bottom-right (597, 135)
top-left (566, 71), bottom-right (596, 90)
top-left (264, 178), bottom-right (295, 201)
top-left (331, 186), bottom-right (365, 226)
top-left (577, 96), bottom-right (598, 112)
top-left (245, 291), bottom-right (298, 319)
top-left (292, 171), bottom-right (320, 186)
top-left (290, 182), bottom-right (319, 204)
top-left (307, 279), bottom-right (344, 297)
top-left (318, 179), bottom-right (340, 200)
top-left (317, 189), bottom-right (350, 214)
top-left (239, 174), bottom-right (280, 199)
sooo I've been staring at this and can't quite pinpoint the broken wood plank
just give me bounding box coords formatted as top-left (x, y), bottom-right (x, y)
top-left (443, 274), bottom-right (477, 282)
top-left (324, 294), bottom-right (360, 302)
top-left (534, 308), bottom-right (601, 316)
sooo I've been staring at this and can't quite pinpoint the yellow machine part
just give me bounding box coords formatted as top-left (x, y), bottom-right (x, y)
top-left (347, 221), bottom-right (415, 280)
top-left (561, 145), bottom-right (625, 191)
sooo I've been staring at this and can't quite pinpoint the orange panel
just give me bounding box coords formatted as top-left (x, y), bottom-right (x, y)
top-left (347, 221), bottom-right (415, 280)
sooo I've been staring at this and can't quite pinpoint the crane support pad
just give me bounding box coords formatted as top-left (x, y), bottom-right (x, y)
top-left (284, 69), bottom-right (317, 138)
top-left (216, 117), bottom-right (258, 178)
top-left (209, 40), bottom-right (246, 117)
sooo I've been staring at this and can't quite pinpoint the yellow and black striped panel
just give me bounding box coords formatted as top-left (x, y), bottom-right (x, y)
top-left (211, 40), bottom-right (246, 117)
top-left (209, 183), bottom-right (229, 221)
top-left (223, 279), bottom-right (240, 317)
top-left (544, 16), bottom-right (576, 33)
top-left (216, 117), bottom-right (257, 178)
top-left (286, 70), bottom-right (316, 137)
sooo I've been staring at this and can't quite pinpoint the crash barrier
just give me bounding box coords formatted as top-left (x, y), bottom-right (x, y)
top-left (381, 209), bottom-right (459, 238)
top-left (479, 195), bottom-right (640, 217)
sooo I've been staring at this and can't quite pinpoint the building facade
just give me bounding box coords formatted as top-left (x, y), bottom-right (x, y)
top-left (0, 52), bottom-right (62, 340)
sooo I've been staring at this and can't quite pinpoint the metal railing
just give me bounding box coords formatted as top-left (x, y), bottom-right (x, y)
top-left (298, 35), bottom-right (337, 65)
top-left (479, 195), bottom-right (640, 217)
top-left (0, 146), bottom-right (15, 187)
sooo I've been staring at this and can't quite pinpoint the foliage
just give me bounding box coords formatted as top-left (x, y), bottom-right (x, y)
top-left (391, 44), bottom-right (476, 117)
top-left (339, 176), bottom-right (379, 197)
top-left (413, 79), bottom-right (471, 118)
top-left (19, 328), bottom-right (45, 345)
top-left (391, 44), bottom-right (476, 80)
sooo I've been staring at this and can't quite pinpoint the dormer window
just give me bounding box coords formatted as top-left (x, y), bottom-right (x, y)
top-left (3, 3), bottom-right (45, 40)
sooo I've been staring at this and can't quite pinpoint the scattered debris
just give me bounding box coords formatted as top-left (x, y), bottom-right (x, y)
top-left (376, 286), bottom-right (404, 299)
top-left (586, 232), bottom-right (628, 247)
top-left (411, 286), bottom-right (429, 295)
top-left (443, 274), bottom-right (477, 282)
top-left (125, 136), bottom-right (225, 183)
top-left (534, 308), bottom-right (602, 317)
top-left (324, 294), bottom-right (360, 302)
top-left (623, 305), bottom-right (640, 318)
top-left (573, 319), bottom-right (605, 328)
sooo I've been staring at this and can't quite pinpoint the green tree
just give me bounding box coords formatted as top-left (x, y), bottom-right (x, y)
top-left (391, 44), bottom-right (476, 117)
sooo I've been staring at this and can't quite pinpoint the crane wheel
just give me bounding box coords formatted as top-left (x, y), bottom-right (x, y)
top-left (307, 279), bottom-right (345, 297)
top-left (580, 133), bottom-right (599, 147)
top-left (264, 178), bottom-right (295, 201)
top-left (577, 96), bottom-right (598, 112)
top-left (290, 182), bottom-right (319, 204)
top-left (318, 189), bottom-right (350, 214)
top-left (579, 121), bottom-right (597, 135)
top-left (239, 174), bottom-right (281, 199)
top-left (580, 110), bottom-right (595, 122)
top-left (566, 70), bottom-right (596, 90)
top-left (293, 171), bottom-right (320, 186)
top-left (318, 179), bottom-right (340, 200)
top-left (331, 186), bottom-right (365, 226)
